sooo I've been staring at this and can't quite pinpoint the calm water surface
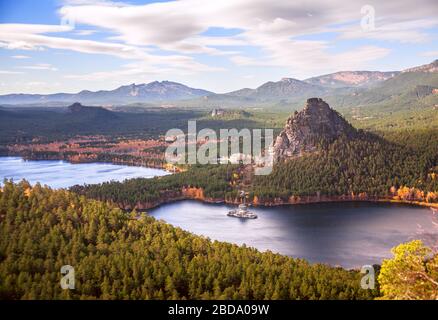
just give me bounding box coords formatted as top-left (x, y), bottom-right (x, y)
top-left (150, 200), bottom-right (436, 268)
top-left (0, 156), bottom-right (168, 188)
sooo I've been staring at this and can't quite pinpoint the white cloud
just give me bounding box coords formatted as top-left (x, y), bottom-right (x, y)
top-left (0, 24), bottom-right (145, 58)
top-left (55, 0), bottom-right (437, 74)
top-left (61, 0), bottom-right (126, 6)
top-left (0, 22), bottom-right (222, 73)
top-left (0, 24), bottom-right (72, 34)
top-left (59, 0), bottom-right (438, 44)
top-left (0, 0), bottom-right (437, 92)
top-left (11, 55), bottom-right (30, 59)
top-left (338, 19), bottom-right (438, 43)
top-left (421, 51), bottom-right (438, 57)
top-left (74, 29), bottom-right (97, 36)
top-left (65, 58), bottom-right (224, 82)
top-left (231, 43), bottom-right (390, 76)
top-left (64, 67), bottom-right (159, 81)
top-left (18, 63), bottom-right (58, 71)
top-left (0, 70), bottom-right (24, 75)
top-left (26, 81), bottom-right (47, 86)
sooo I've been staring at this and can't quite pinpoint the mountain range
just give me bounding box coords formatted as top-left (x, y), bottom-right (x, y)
top-left (0, 60), bottom-right (436, 107)
top-left (225, 78), bottom-right (327, 101)
top-left (304, 71), bottom-right (398, 88)
top-left (218, 70), bottom-right (397, 102)
top-left (0, 81), bottom-right (213, 105)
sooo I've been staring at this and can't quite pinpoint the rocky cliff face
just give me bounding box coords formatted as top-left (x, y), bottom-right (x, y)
top-left (273, 98), bottom-right (356, 162)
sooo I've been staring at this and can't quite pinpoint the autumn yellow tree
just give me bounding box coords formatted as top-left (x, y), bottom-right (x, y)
top-left (378, 240), bottom-right (438, 300)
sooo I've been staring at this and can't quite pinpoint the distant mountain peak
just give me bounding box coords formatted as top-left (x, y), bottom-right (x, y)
top-left (244, 78), bottom-right (326, 100)
top-left (0, 81), bottom-right (213, 105)
top-left (273, 98), bottom-right (356, 162)
top-left (304, 71), bottom-right (398, 88)
top-left (280, 77), bottom-right (301, 83)
top-left (403, 59), bottom-right (438, 73)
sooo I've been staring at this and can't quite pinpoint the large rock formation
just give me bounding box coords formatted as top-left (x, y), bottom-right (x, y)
top-left (273, 98), bottom-right (356, 162)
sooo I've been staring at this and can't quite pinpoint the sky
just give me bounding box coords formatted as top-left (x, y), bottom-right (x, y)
top-left (0, 0), bottom-right (437, 94)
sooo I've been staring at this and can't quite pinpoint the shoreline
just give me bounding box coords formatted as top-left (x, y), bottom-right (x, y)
top-left (129, 193), bottom-right (438, 212)
top-left (1, 152), bottom-right (168, 171)
top-left (0, 154), bottom-right (172, 172)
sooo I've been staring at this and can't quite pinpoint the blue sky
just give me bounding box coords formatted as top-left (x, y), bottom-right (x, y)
top-left (0, 0), bottom-right (437, 94)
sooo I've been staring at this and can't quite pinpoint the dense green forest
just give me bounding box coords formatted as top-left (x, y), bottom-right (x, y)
top-left (71, 164), bottom-right (239, 208)
top-left (252, 130), bottom-right (438, 201)
top-left (0, 107), bottom-right (201, 144)
top-left (0, 181), bottom-right (379, 300)
top-left (1, 92), bottom-right (437, 301)
top-left (0, 106), bottom-right (271, 145)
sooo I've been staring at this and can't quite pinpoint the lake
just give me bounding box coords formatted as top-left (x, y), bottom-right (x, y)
top-left (0, 156), bottom-right (169, 188)
top-left (149, 200), bottom-right (437, 268)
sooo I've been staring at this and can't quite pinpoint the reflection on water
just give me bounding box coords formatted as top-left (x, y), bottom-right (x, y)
top-left (150, 200), bottom-right (436, 268)
top-left (0, 156), bottom-right (168, 188)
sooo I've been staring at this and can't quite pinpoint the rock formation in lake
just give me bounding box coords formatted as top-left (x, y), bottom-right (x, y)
top-left (273, 98), bottom-right (356, 162)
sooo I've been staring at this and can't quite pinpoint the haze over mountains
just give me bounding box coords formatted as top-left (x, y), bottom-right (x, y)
top-left (0, 81), bottom-right (213, 105)
top-left (229, 70), bottom-right (399, 102)
top-left (304, 71), bottom-right (399, 88)
top-left (324, 60), bottom-right (438, 110)
top-left (225, 78), bottom-right (327, 101)
top-left (195, 60), bottom-right (437, 113)
top-left (0, 60), bottom-right (436, 107)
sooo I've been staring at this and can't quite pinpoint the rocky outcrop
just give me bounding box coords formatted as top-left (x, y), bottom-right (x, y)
top-left (273, 98), bottom-right (356, 162)
top-left (67, 102), bottom-right (85, 112)
top-left (66, 102), bottom-right (117, 120)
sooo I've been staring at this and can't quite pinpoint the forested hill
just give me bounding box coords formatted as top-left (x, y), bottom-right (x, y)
top-left (255, 98), bottom-right (438, 201)
top-left (0, 181), bottom-right (377, 300)
top-left (253, 130), bottom-right (438, 201)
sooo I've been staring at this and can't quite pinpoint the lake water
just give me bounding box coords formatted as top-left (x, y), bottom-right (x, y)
top-left (150, 200), bottom-right (437, 268)
top-left (0, 156), bottom-right (169, 188)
